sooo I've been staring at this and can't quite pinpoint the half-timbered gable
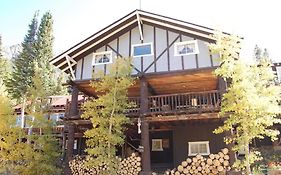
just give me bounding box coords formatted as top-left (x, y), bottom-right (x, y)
top-left (51, 10), bottom-right (219, 81)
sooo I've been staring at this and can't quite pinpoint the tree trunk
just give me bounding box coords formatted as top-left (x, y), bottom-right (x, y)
top-left (20, 97), bottom-right (26, 128)
top-left (245, 143), bottom-right (251, 175)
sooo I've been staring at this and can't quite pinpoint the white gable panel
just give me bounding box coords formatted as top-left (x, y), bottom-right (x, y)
top-left (181, 36), bottom-right (197, 69)
top-left (169, 31), bottom-right (181, 71)
top-left (75, 59), bottom-right (82, 80)
top-left (155, 28), bottom-right (168, 72)
top-left (118, 32), bottom-right (130, 57)
top-left (131, 27), bottom-right (142, 72)
top-left (212, 53), bottom-right (220, 66)
top-left (143, 24), bottom-right (154, 73)
top-left (83, 54), bottom-right (93, 79)
top-left (197, 40), bottom-right (211, 68)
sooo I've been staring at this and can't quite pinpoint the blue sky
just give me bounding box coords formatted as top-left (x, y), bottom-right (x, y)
top-left (1, 0), bottom-right (280, 62)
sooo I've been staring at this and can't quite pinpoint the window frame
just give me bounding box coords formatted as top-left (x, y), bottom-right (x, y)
top-left (132, 42), bottom-right (153, 58)
top-left (174, 40), bottom-right (199, 56)
top-left (151, 139), bottom-right (163, 151)
top-left (92, 51), bottom-right (113, 66)
top-left (188, 141), bottom-right (210, 156)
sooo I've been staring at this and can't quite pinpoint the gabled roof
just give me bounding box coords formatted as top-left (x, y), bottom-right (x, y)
top-left (50, 9), bottom-right (216, 74)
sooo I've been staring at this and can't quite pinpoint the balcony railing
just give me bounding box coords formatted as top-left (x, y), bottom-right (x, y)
top-left (66, 90), bottom-right (221, 118)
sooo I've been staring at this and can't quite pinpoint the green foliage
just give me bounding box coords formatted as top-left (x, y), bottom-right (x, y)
top-left (81, 58), bottom-right (135, 175)
top-left (0, 35), bottom-right (9, 95)
top-left (5, 12), bottom-right (38, 101)
top-left (0, 95), bottom-right (28, 174)
top-left (209, 31), bottom-right (281, 174)
top-left (0, 63), bottom-right (61, 175)
top-left (35, 12), bottom-right (60, 96)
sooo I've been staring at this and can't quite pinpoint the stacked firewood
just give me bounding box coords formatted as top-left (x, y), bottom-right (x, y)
top-left (166, 148), bottom-right (231, 175)
top-left (117, 152), bottom-right (142, 175)
top-left (69, 156), bottom-right (107, 175)
top-left (69, 153), bottom-right (142, 175)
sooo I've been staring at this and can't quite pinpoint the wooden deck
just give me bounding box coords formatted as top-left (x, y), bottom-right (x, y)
top-left (65, 90), bottom-right (221, 119)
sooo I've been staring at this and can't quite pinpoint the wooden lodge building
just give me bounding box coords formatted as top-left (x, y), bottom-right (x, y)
top-left (50, 10), bottom-right (234, 174)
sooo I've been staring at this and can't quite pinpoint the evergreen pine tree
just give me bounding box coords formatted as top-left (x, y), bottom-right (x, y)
top-left (5, 12), bottom-right (38, 128)
top-left (0, 35), bottom-right (7, 94)
top-left (35, 12), bottom-right (60, 95)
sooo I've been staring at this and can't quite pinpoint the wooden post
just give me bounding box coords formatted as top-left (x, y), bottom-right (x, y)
top-left (69, 85), bottom-right (79, 117)
top-left (64, 84), bottom-right (79, 175)
top-left (140, 78), bottom-right (152, 175)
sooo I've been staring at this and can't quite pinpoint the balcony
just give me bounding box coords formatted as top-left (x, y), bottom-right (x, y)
top-left (127, 90), bottom-right (221, 116)
top-left (65, 90), bottom-right (221, 119)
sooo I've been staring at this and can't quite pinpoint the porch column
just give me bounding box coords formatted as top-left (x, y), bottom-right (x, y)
top-left (69, 84), bottom-right (79, 116)
top-left (65, 84), bottom-right (79, 175)
top-left (140, 77), bottom-right (152, 175)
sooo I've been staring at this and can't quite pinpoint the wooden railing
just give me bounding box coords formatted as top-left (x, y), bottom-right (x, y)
top-left (147, 90), bottom-right (220, 115)
top-left (65, 90), bottom-right (221, 118)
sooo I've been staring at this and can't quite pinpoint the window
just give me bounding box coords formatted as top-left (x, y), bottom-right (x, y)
top-left (152, 139), bottom-right (163, 151)
top-left (188, 141), bottom-right (210, 156)
top-left (92, 51), bottom-right (113, 65)
top-left (50, 113), bottom-right (64, 125)
top-left (132, 43), bottom-right (153, 57)
top-left (174, 40), bottom-right (199, 56)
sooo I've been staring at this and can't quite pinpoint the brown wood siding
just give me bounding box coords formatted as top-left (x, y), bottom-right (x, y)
top-left (172, 121), bottom-right (225, 166)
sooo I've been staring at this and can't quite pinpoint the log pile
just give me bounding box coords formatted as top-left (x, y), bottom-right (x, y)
top-left (69, 156), bottom-right (107, 175)
top-left (166, 148), bottom-right (231, 175)
top-left (69, 153), bottom-right (141, 175)
top-left (117, 152), bottom-right (142, 175)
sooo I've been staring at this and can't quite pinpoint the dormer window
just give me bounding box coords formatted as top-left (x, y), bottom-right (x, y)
top-left (132, 42), bottom-right (153, 57)
top-left (174, 40), bottom-right (199, 56)
top-left (92, 51), bottom-right (113, 65)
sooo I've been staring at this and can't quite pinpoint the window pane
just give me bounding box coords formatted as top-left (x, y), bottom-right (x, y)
top-left (134, 44), bottom-right (152, 56)
top-left (190, 144), bottom-right (199, 154)
top-left (199, 144), bottom-right (207, 153)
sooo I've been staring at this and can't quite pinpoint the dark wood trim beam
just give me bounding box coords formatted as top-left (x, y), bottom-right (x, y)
top-left (180, 34), bottom-right (185, 70)
top-left (129, 30), bottom-right (132, 56)
top-left (153, 26), bottom-right (157, 72)
top-left (144, 35), bottom-right (180, 73)
top-left (146, 113), bottom-right (220, 122)
top-left (107, 44), bottom-right (141, 73)
top-left (194, 38), bottom-right (199, 69)
top-left (80, 57), bottom-right (84, 80)
top-left (166, 30), bottom-right (170, 71)
top-left (209, 50), bottom-right (214, 67)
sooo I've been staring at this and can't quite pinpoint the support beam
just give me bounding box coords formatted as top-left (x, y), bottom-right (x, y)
top-left (139, 78), bottom-right (151, 175)
top-left (69, 85), bottom-right (79, 117)
top-left (64, 84), bottom-right (79, 175)
top-left (65, 55), bottom-right (77, 80)
top-left (136, 12), bottom-right (144, 41)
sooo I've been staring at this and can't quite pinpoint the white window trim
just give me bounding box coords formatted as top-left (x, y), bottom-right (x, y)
top-left (174, 40), bottom-right (199, 56)
top-left (188, 141), bottom-right (210, 156)
top-left (92, 51), bottom-right (113, 65)
top-left (132, 42), bottom-right (154, 58)
top-left (151, 139), bottom-right (163, 151)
